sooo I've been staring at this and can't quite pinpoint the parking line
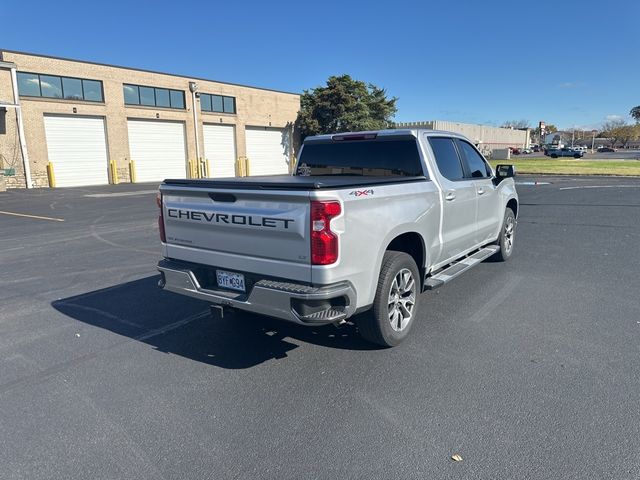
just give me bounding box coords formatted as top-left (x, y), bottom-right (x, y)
top-left (0, 210), bottom-right (65, 222)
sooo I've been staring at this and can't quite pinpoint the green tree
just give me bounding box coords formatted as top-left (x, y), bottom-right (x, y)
top-left (630, 106), bottom-right (640, 123)
top-left (296, 75), bottom-right (397, 139)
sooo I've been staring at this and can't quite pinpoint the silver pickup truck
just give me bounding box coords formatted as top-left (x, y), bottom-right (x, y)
top-left (157, 129), bottom-right (518, 346)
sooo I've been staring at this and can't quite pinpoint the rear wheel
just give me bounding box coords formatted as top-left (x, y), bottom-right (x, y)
top-left (357, 251), bottom-right (420, 347)
top-left (491, 208), bottom-right (516, 262)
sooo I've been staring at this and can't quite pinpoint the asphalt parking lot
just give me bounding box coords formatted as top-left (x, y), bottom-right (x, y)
top-left (1, 175), bottom-right (639, 479)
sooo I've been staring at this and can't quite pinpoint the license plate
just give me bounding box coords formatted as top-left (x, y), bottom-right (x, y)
top-left (216, 270), bottom-right (245, 292)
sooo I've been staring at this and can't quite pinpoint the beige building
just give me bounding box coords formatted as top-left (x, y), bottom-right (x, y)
top-left (395, 120), bottom-right (531, 157)
top-left (0, 50), bottom-right (301, 189)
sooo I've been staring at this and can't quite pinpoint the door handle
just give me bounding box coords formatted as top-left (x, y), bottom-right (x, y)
top-left (445, 191), bottom-right (456, 201)
top-left (477, 187), bottom-right (485, 195)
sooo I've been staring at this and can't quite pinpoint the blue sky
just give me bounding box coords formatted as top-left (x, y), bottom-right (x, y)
top-left (2, 0), bottom-right (638, 129)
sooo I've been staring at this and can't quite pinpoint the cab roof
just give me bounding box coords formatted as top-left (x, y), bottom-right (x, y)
top-left (303, 129), bottom-right (473, 144)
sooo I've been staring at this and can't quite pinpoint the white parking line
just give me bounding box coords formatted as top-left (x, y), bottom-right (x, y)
top-left (559, 185), bottom-right (640, 190)
top-left (0, 210), bottom-right (65, 222)
top-left (84, 190), bottom-right (157, 198)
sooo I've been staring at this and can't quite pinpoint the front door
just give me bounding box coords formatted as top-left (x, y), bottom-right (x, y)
top-left (427, 136), bottom-right (478, 264)
top-left (454, 139), bottom-right (502, 243)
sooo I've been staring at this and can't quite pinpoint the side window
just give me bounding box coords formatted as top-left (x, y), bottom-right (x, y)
top-left (428, 137), bottom-right (464, 181)
top-left (456, 140), bottom-right (492, 178)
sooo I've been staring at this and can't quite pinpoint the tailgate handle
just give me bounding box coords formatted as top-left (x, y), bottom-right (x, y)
top-left (209, 193), bottom-right (237, 203)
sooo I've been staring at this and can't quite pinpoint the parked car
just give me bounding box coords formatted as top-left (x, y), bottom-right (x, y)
top-left (549, 147), bottom-right (584, 158)
top-left (511, 147), bottom-right (521, 155)
top-left (597, 147), bottom-right (616, 153)
top-left (156, 129), bottom-right (519, 347)
top-left (521, 148), bottom-right (532, 154)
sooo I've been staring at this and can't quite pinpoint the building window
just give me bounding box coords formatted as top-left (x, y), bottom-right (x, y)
top-left (123, 84), bottom-right (139, 104)
top-left (82, 80), bottom-right (103, 102)
top-left (123, 84), bottom-right (185, 109)
top-left (62, 77), bottom-right (82, 100)
top-left (200, 93), bottom-right (236, 114)
top-left (17, 72), bottom-right (104, 102)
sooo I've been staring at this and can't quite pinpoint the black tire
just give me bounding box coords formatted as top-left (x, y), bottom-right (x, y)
top-left (357, 251), bottom-right (420, 347)
top-left (491, 208), bottom-right (516, 262)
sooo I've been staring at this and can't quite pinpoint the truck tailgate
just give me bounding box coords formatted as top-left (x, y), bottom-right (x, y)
top-left (160, 184), bottom-right (311, 282)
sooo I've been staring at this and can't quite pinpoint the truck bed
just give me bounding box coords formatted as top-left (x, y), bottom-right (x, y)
top-left (162, 175), bottom-right (428, 190)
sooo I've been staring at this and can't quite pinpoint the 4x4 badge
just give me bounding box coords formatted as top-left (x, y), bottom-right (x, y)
top-left (349, 189), bottom-right (374, 197)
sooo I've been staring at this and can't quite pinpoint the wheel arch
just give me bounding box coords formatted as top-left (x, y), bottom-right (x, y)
top-left (381, 231), bottom-right (427, 292)
top-left (506, 197), bottom-right (519, 217)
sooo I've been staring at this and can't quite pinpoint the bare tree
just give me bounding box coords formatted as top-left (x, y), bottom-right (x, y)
top-left (601, 119), bottom-right (631, 147)
top-left (617, 125), bottom-right (640, 148)
top-left (501, 119), bottom-right (531, 129)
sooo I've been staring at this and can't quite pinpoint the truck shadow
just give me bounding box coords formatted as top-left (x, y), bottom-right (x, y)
top-left (52, 275), bottom-right (378, 369)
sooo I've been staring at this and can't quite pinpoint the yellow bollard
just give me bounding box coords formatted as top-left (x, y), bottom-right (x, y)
top-left (109, 160), bottom-right (119, 184)
top-left (244, 157), bottom-right (250, 177)
top-left (46, 162), bottom-right (56, 188)
top-left (129, 160), bottom-right (136, 183)
top-left (205, 159), bottom-right (210, 178)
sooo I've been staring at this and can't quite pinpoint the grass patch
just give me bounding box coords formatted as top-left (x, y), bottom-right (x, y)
top-left (489, 159), bottom-right (640, 176)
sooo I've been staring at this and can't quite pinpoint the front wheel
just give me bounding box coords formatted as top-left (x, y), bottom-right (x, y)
top-left (357, 251), bottom-right (420, 347)
top-left (491, 208), bottom-right (516, 262)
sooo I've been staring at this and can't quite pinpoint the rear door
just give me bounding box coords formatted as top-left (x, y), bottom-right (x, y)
top-left (427, 136), bottom-right (477, 262)
top-left (455, 139), bottom-right (502, 243)
top-left (161, 185), bottom-right (311, 281)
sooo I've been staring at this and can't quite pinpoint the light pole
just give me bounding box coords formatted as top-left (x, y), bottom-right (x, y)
top-left (591, 130), bottom-right (597, 153)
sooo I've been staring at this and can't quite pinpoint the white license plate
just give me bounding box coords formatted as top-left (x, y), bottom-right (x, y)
top-left (216, 270), bottom-right (246, 292)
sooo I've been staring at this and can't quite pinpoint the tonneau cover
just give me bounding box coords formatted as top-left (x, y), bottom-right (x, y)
top-left (162, 175), bottom-right (428, 190)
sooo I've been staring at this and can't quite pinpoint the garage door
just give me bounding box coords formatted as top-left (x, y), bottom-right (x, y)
top-left (203, 124), bottom-right (236, 178)
top-left (43, 115), bottom-right (109, 187)
top-left (245, 127), bottom-right (291, 176)
top-left (127, 120), bottom-right (187, 183)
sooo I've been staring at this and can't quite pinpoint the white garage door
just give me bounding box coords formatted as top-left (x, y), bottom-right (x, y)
top-left (245, 127), bottom-right (291, 176)
top-left (43, 115), bottom-right (109, 187)
top-left (203, 124), bottom-right (236, 178)
top-left (127, 120), bottom-right (187, 183)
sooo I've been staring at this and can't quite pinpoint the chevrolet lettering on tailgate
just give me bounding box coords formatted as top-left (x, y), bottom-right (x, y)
top-left (166, 208), bottom-right (295, 229)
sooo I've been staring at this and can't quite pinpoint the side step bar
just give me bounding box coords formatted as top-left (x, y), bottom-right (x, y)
top-left (424, 245), bottom-right (500, 290)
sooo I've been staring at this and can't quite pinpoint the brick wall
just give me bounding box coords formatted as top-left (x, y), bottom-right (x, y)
top-left (0, 50), bottom-right (300, 189)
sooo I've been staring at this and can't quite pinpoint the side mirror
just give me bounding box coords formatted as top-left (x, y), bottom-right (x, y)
top-left (494, 164), bottom-right (516, 184)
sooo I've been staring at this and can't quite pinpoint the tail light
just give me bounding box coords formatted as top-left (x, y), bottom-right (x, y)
top-left (157, 191), bottom-right (166, 243)
top-left (311, 200), bottom-right (341, 265)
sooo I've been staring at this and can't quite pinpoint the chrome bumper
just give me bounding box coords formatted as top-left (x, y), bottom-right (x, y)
top-left (157, 259), bottom-right (357, 325)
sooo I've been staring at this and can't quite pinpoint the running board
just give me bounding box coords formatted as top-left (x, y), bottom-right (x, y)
top-left (424, 245), bottom-right (500, 290)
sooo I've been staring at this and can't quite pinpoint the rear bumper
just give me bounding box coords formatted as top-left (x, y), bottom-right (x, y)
top-left (157, 259), bottom-right (357, 325)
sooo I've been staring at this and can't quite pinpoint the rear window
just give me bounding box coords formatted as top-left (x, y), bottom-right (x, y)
top-left (296, 139), bottom-right (424, 177)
